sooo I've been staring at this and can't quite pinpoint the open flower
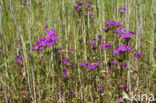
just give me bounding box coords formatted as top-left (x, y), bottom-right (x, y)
top-left (135, 51), bottom-right (142, 58)
top-left (16, 56), bottom-right (22, 62)
top-left (120, 8), bottom-right (126, 13)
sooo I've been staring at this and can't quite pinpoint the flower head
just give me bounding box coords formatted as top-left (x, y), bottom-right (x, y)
top-left (135, 51), bottom-right (142, 58)
top-left (84, 3), bottom-right (92, 7)
top-left (101, 43), bottom-right (112, 50)
top-left (16, 56), bottom-right (22, 62)
top-left (120, 8), bottom-right (126, 13)
top-left (118, 97), bottom-right (123, 102)
top-left (62, 69), bottom-right (67, 77)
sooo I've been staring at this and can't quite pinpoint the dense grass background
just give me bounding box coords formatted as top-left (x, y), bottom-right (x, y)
top-left (0, 0), bottom-right (155, 102)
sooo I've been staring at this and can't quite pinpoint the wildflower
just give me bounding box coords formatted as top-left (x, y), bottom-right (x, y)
top-left (98, 34), bottom-right (103, 40)
top-left (97, 84), bottom-right (103, 91)
top-left (79, 62), bottom-right (90, 66)
top-left (103, 28), bottom-right (109, 32)
top-left (71, 91), bottom-right (75, 96)
top-left (60, 58), bottom-right (69, 65)
top-left (121, 32), bottom-right (133, 39)
top-left (120, 8), bottom-right (126, 13)
top-left (62, 69), bottom-right (67, 77)
top-left (154, 48), bottom-right (156, 51)
top-left (66, 48), bottom-right (74, 54)
top-left (33, 28), bottom-right (58, 50)
top-left (115, 28), bottom-right (126, 35)
top-left (92, 45), bottom-right (98, 50)
top-left (80, 62), bottom-right (99, 70)
top-left (84, 3), bottom-right (92, 7)
top-left (115, 44), bottom-right (132, 55)
top-left (90, 40), bottom-right (97, 44)
top-left (16, 56), bottom-right (22, 62)
top-left (122, 63), bottom-right (127, 68)
top-left (54, 90), bottom-right (59, 94)
top-left (75, 5), bottom-right (82, 12)
top-left (135, 51), bottom-right (142, 58)
top-left (105, 20), bottom-right (121, 27)
top-left (100, 43), bottom-right (112, 50)
top-left (118, 97), bottom-right (123, 102)
top-left (86, 11), bottom-right (93, 15)
top-left (122, 84), bottom-right (127, 91)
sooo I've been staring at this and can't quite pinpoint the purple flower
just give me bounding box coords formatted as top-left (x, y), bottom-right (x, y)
top-left (97, 84), bottom-right (103, 91)
top-left (54, 90), bottom-right (59, 94)
top-left (114, 67), bottom-right (119, 69)
top-left (62, 69), bottom-right (67, 77)
top-left (86, 11), bottom-right (93, 15)
top-left (135, 51), bottom-right (142, 58)
top-left (101, 43), bottom-right (112, 50)
top-left (121, 32), bottom-right (133, 39)
top-left (79, 62), bottom-right (90, 66)
top-left (67, 48), bottom-right (74, 53)
top-left (154, 48), bottom-right (156, 51)
top-left (16, 56), bottom-right (22, 62)
top-left (122, 63), bottom-right (127, 68)
top-left (80, 62), bottom-right (99, 70)
top-left (120, 8), bottom-right (126, 13)
top-left (60, 58), bottom-right (69, 65)
top-left (122, 84), bottom-right (127, 91)
top-left (84, 3), bottom-right (92, 7)
top-left (90, 40), bottom-right (97, 44)
top-left (118, 97), bottom-right (123, 102)
top-left (115, 44), bottom-right (132, 55)
top-left (115, 28), bottom-right (126, 35)
top-left (97, 84), bottom-right (103, 88)
top-left (75, 5), bottom-right (82, 12)
top-left (71, 91), bottom-right (75, 96)
top-left (33, 28), bottom-right (58, 50)
top-left (98, 35), bottom-right (103, 40)
top-left (92, 45), bottom-right (98, 50)
top-left (103, 28), bottom-right (109, 32)
top-left (105, 20), bottom-right (121, 27)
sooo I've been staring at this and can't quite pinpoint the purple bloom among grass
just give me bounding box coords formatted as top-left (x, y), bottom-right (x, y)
top-left (80, 62), bottom-right (99, 70)
top-left (60, 58), bottom-right (69, 65)
top-left (115, 28), bottom-right (126, 35)
top-left (121, 32), bottom-right (133, 39)
top-left (122, 63), bottom-right (127, 68)
top-left (135, 51), bottom-right (142, 58)
top-left (92, 45), bottom-right (98, 50)
top-left (120, 8), bottom-right (126, 13)
top-left (105, 20), bottom-right (121, 27)
top-left (103, 28), bottom-right (109, 32)
top-left (62, 69), bottom-right (67, 77)
top-left (16, 56), bottom-right (22, 62)
top-left (86, 11), bottom-right (93, 15)
top-left (118, 97), bottom-right (123, 102)
top-left (115, 44), bottom-right (132, 55)
top-left (101, 43), bottom-right (112, 50)
top-left (33, 28), bottom-right (58, 50)
top-left (84, 3), bottom-right (92, 7)
top-left (90, 40), bottom-right (97, 44)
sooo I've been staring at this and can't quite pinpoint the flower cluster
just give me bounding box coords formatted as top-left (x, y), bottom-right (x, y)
top-left (115, 44), bottom-right (132, 55)
top-left (32, 28), bottom-right (58, 50)
top-left (74, 1), bottom-right (93, 15)
top-left (80, 62), bottom-right (99, 70)
top-left (16, 56), bottom-right (22, 62)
